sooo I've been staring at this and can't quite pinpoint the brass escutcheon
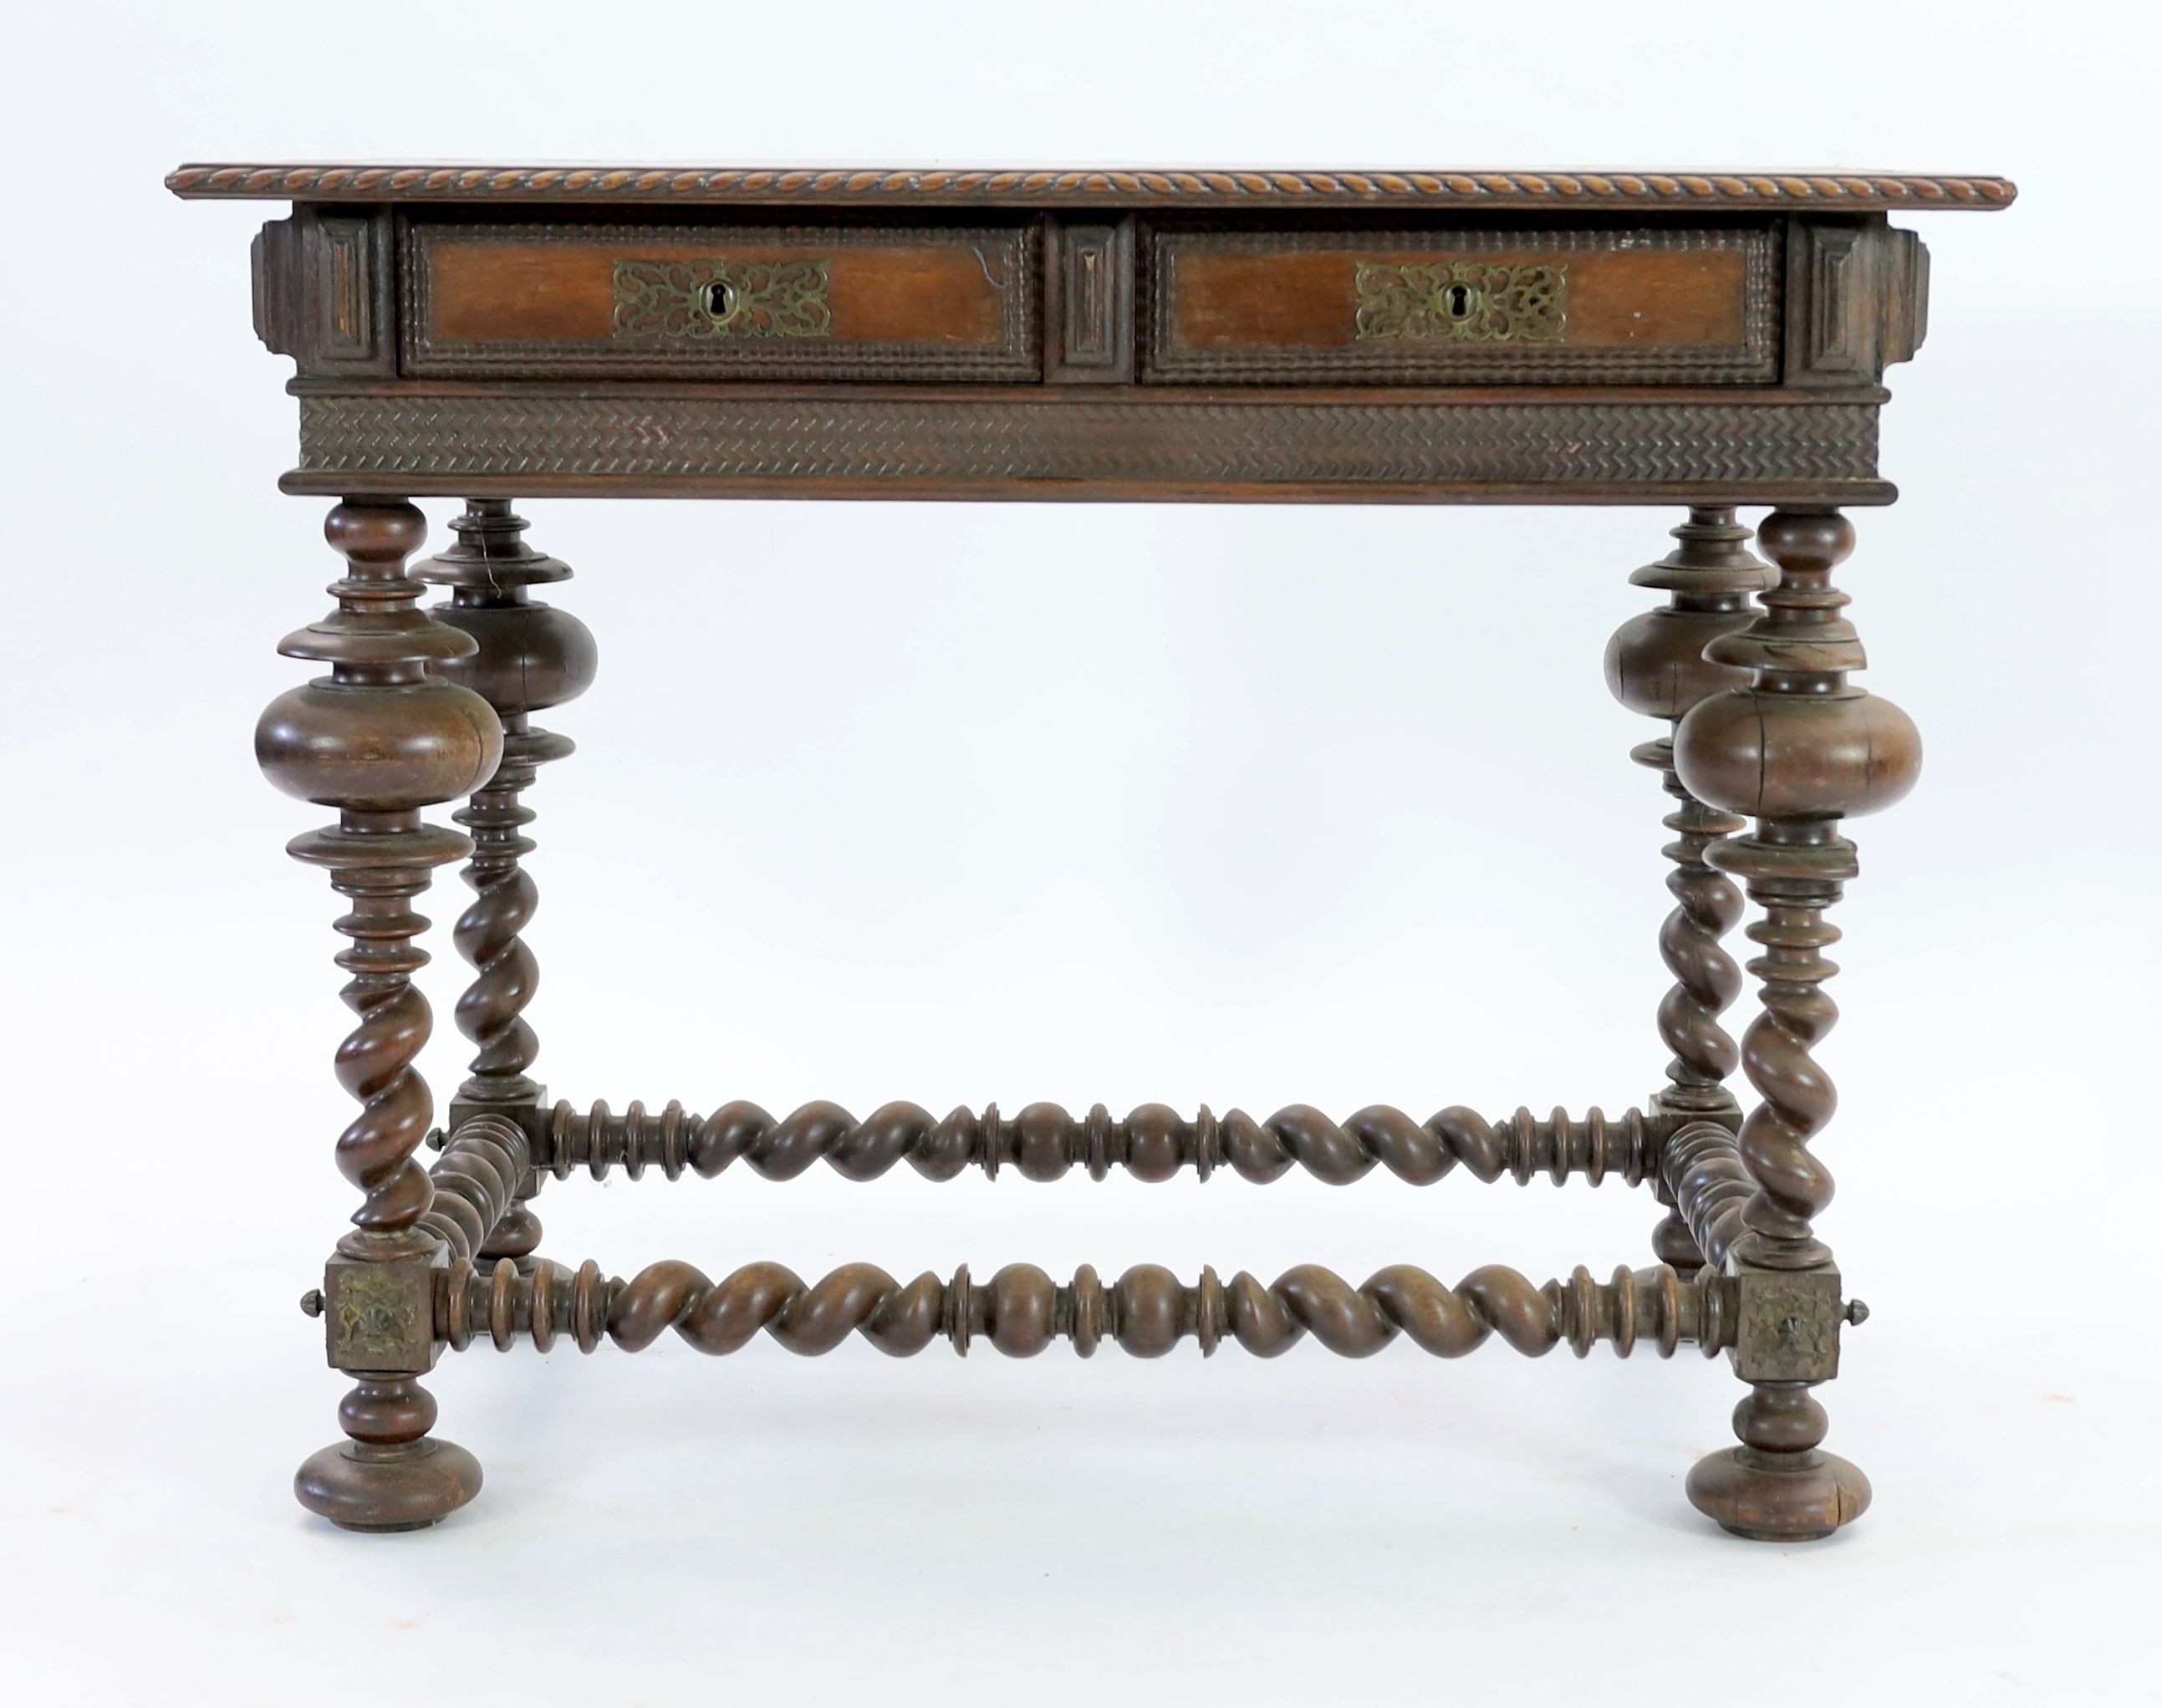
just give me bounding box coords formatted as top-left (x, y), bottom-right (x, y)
top-left (1354, 260), bottom-right (1568, 344)
top-left (613, 258), bottom-right (834, 340)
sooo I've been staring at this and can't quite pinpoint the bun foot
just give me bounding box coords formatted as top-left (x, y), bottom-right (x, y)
top-left (295, 1438), bottom-right (483, 1533)
top-left (1686, 1445), bottom-right (1871, 1542)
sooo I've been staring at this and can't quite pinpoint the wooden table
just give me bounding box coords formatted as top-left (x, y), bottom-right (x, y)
top-left (170, 161), bottom-right (2014, 1540)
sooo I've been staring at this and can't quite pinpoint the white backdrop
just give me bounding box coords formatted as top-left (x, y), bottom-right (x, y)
top-left (5, 2), bottom-right (2156, 1702)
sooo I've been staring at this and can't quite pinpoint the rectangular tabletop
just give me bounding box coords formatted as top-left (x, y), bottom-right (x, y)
top-left (171, 163), bottom-right (2014, 505)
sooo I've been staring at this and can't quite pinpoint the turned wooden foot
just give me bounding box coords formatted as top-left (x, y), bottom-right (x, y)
top-left (296, 1375), bottom-right (482, 1532)
top-left (1686, 1385), bottom-right (1870, 1542)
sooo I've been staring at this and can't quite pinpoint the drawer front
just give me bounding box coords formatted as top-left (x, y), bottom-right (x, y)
top-left (1145, 227), bottom-right (1778, 385)
top-left (401, 221), bottom-right (1040, 380)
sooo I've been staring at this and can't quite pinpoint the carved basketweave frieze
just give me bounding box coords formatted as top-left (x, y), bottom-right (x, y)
top-left (293, 396), bottom-right (1880, 488)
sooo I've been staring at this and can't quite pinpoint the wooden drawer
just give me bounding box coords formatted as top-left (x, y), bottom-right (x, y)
top-left (400, 220), bottom-right (1040, 380)
top-left (1144, 226), bottom-right (1779, 385)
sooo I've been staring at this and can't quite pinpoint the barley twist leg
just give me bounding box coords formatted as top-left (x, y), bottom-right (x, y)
top-left (262, 498), bottom-right (504, 1531)
top-left (1606, 506), bottom-right (1770, 1267)
top-left (424, 501), bottom-right (596, 1267)
top-left (1675, 507), bottom-right (1920, 1540)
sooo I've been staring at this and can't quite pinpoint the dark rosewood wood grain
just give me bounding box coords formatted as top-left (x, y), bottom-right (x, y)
top-left (1146, 227), bottom-right (1774, 384)
top-left (1168, 247), bottom-right (1749, 348)
top-left (405, 220), bottom-right (1040, 380)
top-left (191, 163), bottom-right (2006, 1537)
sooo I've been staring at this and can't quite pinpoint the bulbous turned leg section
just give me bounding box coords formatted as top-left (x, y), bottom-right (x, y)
top-left (1686, 1385), bottom-right (1870, 1542)
top-left (295, 1374), bottom-right (482, 1533)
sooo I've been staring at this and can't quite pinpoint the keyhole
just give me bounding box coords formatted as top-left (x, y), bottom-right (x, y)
top-left (1441, 281), bottom-right (1477, 320)
top-left (702, 280), bottom-right (737, 321)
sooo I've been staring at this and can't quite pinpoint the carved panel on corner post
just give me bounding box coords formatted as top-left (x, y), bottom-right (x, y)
top-left (1783, 217), bottom-right (1930, 385)
top-left (252, 206), bottom-right (396, 376)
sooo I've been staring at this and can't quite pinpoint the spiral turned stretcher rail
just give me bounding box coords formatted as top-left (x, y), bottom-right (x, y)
top-left (488, 1095), bottom-right (1697, 1185)
top-left (372, 1107), bottom-right (1765, 1365)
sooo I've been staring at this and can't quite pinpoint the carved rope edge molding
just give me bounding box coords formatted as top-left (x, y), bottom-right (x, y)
top-left (167, 164), bottom-right (2020, 207)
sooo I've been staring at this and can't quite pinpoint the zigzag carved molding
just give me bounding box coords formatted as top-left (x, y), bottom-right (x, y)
top-left (295, 397), bottom-right (1881, 486)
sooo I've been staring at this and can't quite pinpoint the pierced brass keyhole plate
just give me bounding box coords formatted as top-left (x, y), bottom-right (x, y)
top-left (1354, 260), bottom-right (1567, 344)
top-left (612, 258), bottom-right (834, 340)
